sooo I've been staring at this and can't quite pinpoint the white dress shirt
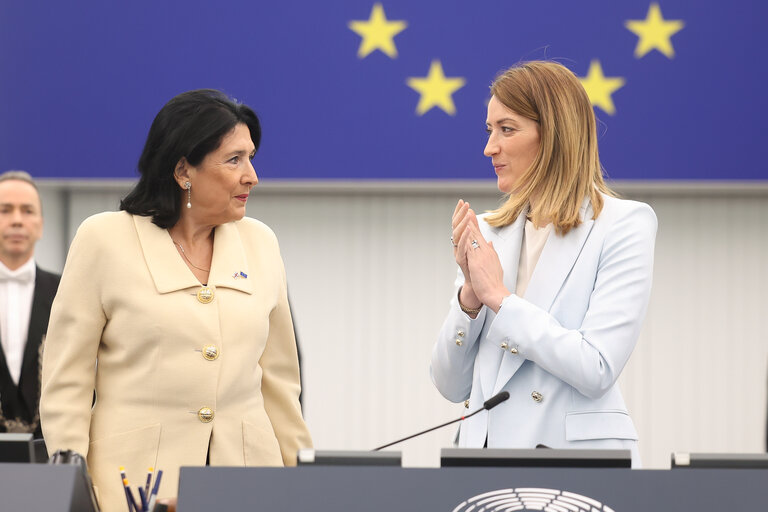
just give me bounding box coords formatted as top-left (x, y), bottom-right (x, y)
top-left (0, 258), bottom-right (36, 385)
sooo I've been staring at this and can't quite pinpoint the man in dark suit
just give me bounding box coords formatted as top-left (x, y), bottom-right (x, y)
top-left (0, 171), bottom-right (60, 437)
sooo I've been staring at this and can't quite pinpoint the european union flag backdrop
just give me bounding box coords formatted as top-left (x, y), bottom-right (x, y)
top-left (1, 1), bottom-right (765, 180)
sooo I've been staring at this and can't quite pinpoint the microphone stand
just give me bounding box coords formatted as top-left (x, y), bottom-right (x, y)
top-left (372, 408), bottom-right (485, 451)
top-left (372, 391), bottom-right (510, 451)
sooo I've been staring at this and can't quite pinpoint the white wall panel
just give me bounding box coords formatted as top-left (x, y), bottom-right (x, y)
top-left (35, 181), bottom-right (768, 468)
top-left (36, 186), bottom-right (67, 272)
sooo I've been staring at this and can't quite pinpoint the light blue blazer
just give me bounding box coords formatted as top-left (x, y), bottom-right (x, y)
top-left (431, 195), bottom-right (657, 466)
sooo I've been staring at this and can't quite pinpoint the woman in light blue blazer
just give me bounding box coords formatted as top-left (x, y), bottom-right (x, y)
top-left (431, 61), bottom-right (656, 467)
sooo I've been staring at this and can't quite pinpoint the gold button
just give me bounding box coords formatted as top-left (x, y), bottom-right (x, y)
top-left (202, 344), bottom-right (219, 361)
top-left (457, 330), bottom-right (465, 338)
top-left (500, 342), bottom-right (508, 350)
top-left (510, 347), bottom-right (519, 354)
top-left (198, 407), bottom-right (214, 422)
top-left (464, 400), bottom-right (470, 409)
top-left (197, 286), bottom-right (214, 304)
top-left (531, 391), bottom-right (543, 403)
top-left (455, 339), bottom-right (463, 346)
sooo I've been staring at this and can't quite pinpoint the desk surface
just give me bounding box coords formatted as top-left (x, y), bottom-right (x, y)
top-left (178, 466), bottom-right (768, 512)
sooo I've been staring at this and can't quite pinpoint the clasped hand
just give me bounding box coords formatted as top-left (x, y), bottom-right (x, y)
top-left (451, 200), bottom-right (510, 313)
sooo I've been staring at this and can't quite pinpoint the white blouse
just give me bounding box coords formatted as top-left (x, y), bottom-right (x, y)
top-left (515, 219), bottom-right (552, 298)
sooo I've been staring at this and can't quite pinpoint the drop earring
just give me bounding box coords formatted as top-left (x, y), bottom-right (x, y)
top-left (185, 181), bottom-right (191, 208)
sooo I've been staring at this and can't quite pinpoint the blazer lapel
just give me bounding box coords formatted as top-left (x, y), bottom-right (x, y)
top-left (0, 345), bottom-right (15, 410)
top-left (492, 198), bottom-right (595, 394)
top-left (492, 210), bottom-right (528, 296)
top-left (478, 211), bottom-right (527, 399)
top-left (207, 222), bottom-right (253, 295)
top-left (523, 197), bottom-right (595, 312)
top-left (134, 215), bottom-right (199, 293)
top-left (134, 215), bottom-right (253, 295)
top-left (17, 268), bottom-right (52, 414)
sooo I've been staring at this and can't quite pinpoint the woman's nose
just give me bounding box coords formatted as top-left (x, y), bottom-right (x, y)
top-left (244, 160), bottom-right (258, 186)
top-left (484, 137), bottom-right (499, 157)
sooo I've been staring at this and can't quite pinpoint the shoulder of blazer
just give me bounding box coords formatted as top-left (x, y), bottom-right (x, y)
top-left (234, 216), bottom-right (280, 248)
top-left (594, 195), bottom-right (657, 236)
top-left (71, 211), bottom-right (139, 255)
top-left (69, 211), bottom-right (135, 251)
top-left (599, 194), bottom-right (655, 220)
top-left (77, 210), bottom-right (133, 233)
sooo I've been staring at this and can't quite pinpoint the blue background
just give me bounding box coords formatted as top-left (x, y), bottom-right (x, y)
top-left (0, 0), bottom-right (765, 180)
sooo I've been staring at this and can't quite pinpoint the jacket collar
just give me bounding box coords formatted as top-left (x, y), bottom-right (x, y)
top-left (483, 206), bottom-right (529, 296)
top-left (486, 204), bottom-right (529, 242)
top-left (522, 196), bottom-right (594, 312)
top-left (133, 215), bottom-right (253, 295)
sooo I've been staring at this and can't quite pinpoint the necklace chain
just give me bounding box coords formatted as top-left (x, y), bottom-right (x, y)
top-left (173, 240), bottom-right (211, 272)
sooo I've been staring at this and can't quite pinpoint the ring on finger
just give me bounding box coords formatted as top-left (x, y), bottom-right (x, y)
top-left (471, 239), bottom-right (479, 250)
top-left (450, 235), bottom-right (458, 247)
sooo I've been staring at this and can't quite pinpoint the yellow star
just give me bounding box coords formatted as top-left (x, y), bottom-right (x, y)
top-left (625, 3), bottom-right (684, 59)
top-left (406, 60), bottom-right (466, 116)
top-left (348, 3), bottom-right (407, 59)
top-left (579, 60), bottom-right (625, 116)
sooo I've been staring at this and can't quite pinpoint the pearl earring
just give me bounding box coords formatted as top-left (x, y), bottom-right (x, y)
top-left (185, 181), bottom-right (191, 209)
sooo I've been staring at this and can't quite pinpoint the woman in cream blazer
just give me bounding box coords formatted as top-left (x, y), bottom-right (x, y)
top-left (432, 62), bottom-right (656, 467)
top-left (41, 90), bottom-right (311, 512)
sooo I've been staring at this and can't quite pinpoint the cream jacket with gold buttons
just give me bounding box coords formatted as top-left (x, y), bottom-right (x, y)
top-left (41, 212), bottom-right (311, 512)
top-left (431, 195), bottom-right (656, 467)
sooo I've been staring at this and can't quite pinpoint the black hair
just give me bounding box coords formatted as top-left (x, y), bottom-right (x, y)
top-left (120, 89), bottom-right (261, 228)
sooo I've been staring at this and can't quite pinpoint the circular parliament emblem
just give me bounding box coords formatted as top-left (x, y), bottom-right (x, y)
top-left (452, 487), bottom-right (615, 512)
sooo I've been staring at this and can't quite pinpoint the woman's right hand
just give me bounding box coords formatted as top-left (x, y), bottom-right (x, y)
top-left (452, 199), bottom-right (482, 310)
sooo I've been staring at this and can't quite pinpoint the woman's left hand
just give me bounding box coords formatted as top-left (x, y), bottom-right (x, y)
top-left (464, 223), bottom-right (510, 313)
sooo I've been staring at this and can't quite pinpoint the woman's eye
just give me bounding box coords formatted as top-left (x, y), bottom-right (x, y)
top-left (502, 126), bottom-right (515, 133)
top-left (485, 128), bottom-right (492, 135)
top-left (229, 156), bottom-right (240, 164)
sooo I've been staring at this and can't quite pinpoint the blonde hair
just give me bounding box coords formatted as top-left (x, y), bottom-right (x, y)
top-left (484, 61), bottom-right (614, 234)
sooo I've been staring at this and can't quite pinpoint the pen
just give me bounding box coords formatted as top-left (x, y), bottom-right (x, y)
top-left (144, 467), bottom-right (154, 503)
top-left (138, 486), bottom-right (148, 511)
top-left (123, 478), bottom-right (140, 512)
top-left (147, 469), bottom-right (163, 512)
top-left (119, 467), bottom-right (134, 512)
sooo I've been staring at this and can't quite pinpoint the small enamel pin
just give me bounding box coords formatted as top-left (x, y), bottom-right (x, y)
top-left (232, 271), bottom-right (248, 279)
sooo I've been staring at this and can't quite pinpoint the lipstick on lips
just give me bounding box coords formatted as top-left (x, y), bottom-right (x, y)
top-left (235, 194), bottom-right (249, 203)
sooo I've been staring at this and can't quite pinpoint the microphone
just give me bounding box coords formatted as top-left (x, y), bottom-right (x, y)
top-left (483, 391), bottom-right (510, 410)
top-left (372, 391), bottom-right (510, 451)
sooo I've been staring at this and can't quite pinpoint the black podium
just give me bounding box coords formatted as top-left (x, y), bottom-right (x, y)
top-left (0, 463), bottom-right (99, 512)
top-left (177, 465), bottom-right (768, 511)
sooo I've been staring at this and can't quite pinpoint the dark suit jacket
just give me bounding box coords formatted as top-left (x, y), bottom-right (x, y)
top-left (0, 266), bottom-right (60, 437)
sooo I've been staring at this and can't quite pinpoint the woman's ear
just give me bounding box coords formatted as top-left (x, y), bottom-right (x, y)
top-left (174, 157), bottom-right (190, 188)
